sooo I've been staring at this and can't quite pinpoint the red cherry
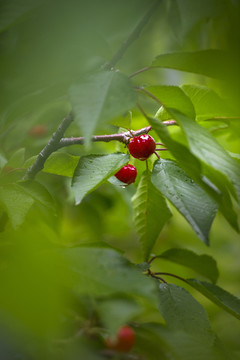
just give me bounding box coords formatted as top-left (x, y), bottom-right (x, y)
top-left (128, 134), bottom-right (156, 160)
top-left (114, 164), bottom-right (137, 185)
top-left (105, 325), bottom-right (135, 353)
top-left (28, 125), bottom-right (47, 138)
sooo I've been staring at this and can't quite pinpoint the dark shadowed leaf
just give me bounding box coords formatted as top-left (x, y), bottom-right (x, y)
top-left (156, 283), bottom-right (230, 359)
top-left (170, 110), bottom-right (240, 204)
top-left (152, 159), bottom-right (218, 244)
top-left (158, 283), bottom-right (211, 335)
top-left (156, 248), bottom-right (219, 283)
top-left (148, 113), bottom-right (239, 233)
top-left (188, 279), bottom-right (240, 320)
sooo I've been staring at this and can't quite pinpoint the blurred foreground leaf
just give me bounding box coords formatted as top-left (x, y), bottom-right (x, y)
top-left (69, 70), bottom-right (136, 146)
top-left (63, 246), bottom-right (158, 302)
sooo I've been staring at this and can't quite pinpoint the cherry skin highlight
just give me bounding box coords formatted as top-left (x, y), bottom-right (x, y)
top-left (105, 325), bottom-right (135, 353)
top-left (114, 164), bottom-right (137, 185)
top-left (128, 134), bottom-right (156, 160)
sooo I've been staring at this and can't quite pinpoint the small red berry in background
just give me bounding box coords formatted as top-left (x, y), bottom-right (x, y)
top-left (128, 134), bottom-right (156, 160)
top-left (105, 325), bottom-right (135, 353)
top-left (115, 164), bottom-right (137, 185)
top-left (28, 125), bottom-right (47, 138)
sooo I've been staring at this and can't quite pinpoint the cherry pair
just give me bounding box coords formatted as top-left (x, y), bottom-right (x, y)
top-left (115, 134), bottom-right (156, 185)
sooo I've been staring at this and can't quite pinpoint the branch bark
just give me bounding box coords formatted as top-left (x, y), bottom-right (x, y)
top-left (23, 112), bottom-right (73, 180)
top-left (103, 0), bottom-right (160, 70)
top-left (58, 126), bottom-right (152, 148)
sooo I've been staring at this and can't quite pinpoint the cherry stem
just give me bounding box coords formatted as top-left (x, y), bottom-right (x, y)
top-left (147, 269), bottom-right (168, 284)
top-left (155, 148), bottom-right (168, 151)
top-left (148, 255), bottom-right (158, 265)
top-left (155, 142), bottom-right (165, 146)
top-left (152, 275), bottom-right (168, 284)
top-left (154, 272), bottom-right (189, 284)
top-left (136, 87), bottom-right (163, 106)
top-left (128, 66), bottom-right (151, 79)
top-left (154, 151), bottom-right (160, 159)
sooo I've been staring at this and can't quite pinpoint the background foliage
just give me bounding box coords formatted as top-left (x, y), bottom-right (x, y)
top-left (0, 0), bottom-right (240, 359)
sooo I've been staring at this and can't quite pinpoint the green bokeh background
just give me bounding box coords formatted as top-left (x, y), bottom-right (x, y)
top-left (0, 0), bottom-right (240, 359)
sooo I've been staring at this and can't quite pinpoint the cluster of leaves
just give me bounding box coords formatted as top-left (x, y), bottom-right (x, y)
top-left (0, 0), bottom-right (240, 359)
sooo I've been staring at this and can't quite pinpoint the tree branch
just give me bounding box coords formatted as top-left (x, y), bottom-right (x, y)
top-left (58, 126), bottom-right (152, 148)
top-left (103, 0), bottom-right (160, 70)
top-left (23, 112), bottom-right (73, 180)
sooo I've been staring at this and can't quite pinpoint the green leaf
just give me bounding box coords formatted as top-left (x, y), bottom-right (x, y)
top-left (132, 171), bottom-right (172, 261)
top-left (157, 248), bottom-right (219, 283)
top-left (69, 70), bottom-right (136, 146)
top-left (0, 180), bottom-right (55, 228)
top-left (152, 49), bottom-right (230, 79)
top-left (43, 152), bottom-right (79, 177)
top-left (18, 180), bottom-right (55, 211)
top-left (24, 152), bottom-right (79, 177)
top-left (6, 148), bottom-right (25, 168)
top-left (72, 153), bottom-right (129, 204)
top-left (152, 159), bottom-right (217, 244)
top-left (146, 85), bottom-right (195, 119)
top-left (0, 0), bottom-right (43, 33)
top-left (171, 110), bottom-right (240, 204)
top-left (188, 279), bottom-right (240, 320)
top-left (158, 283), bottom-right (212, 336)
top-left (62, 247), bottom-right (158, 302)
top-left (0, 184), bottom-right (34, 228)
top-left (110, 111), bottom-right (132, 128)
top-left (157, 284), bottom-right (230, 359)
top-left (181, 84), bottom-right (237, 121)
top-left (148, 117), bottom-right (239, 232)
